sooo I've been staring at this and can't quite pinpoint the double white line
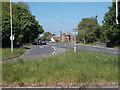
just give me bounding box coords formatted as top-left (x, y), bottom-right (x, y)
top-left (52, 46), bottom-right (56, 54)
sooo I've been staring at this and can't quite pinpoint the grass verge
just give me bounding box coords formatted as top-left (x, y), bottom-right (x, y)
top-left (78, 42), bottom-right (97, 46)
top-left (2, 48), bottom-right (26, 61)
top-left (2, 50), bottom-right (118, 87)
top-left (23, 43), bottom-right (32, 46)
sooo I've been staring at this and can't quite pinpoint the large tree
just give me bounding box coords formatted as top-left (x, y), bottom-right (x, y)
top-left (39, 32), bottom-right (53, 40)
top-left (77, 16), bottom-right (101, 43)
top-left (102, 2), bottom-right (120, 45)
top-left (2, 2), bottom-right (44, 47)
top-left (17, 2), bottom-right (30, 11)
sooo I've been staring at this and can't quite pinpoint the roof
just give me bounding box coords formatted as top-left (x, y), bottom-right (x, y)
top-left (53, 36), bottom-right (60, 38)
top-left (65, 33), bottom-right (71, 35)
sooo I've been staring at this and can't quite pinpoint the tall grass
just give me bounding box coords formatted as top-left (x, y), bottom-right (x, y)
top-left (2, 48), bottom-right (25, 60)
top-left (2, 50), bottom-right (118, 87)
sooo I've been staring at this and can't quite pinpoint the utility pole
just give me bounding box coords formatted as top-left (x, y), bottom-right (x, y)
top-left (73, 28), bottom-right (77, 52)
top-left (10, 0), bottom-right (13, 53)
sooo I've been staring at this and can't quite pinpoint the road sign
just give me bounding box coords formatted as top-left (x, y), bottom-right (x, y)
top-left (10, 35), bottom-right (15, 40)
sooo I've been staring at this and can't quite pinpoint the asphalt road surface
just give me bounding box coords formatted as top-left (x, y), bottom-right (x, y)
top-left (49, 43), bottom-right (119, 55)
top-left (7, 43), bottom-right (118, 61)
top-left (19, 44), bottom-right (66, 60)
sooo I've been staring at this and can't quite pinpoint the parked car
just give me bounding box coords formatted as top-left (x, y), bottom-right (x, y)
top-left (45, 40), bottom-right (49, 43)
top-left (38, 40), bottom-right (46, 45)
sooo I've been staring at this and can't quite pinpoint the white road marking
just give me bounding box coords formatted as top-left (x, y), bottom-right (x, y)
top-left (39, 46), bottom-right (45, 48)
top-left (52, 46), bottom-right (56, 54)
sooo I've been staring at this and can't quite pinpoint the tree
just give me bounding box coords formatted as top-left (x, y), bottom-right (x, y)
top-left (17, 2), bottom-right (30, 11)
top-left (2, 2), bottom-right (44, 47)
top-left (39, 32), bottom-right (53, 40)
top-left (102, 2), bottom-right (120, 45)
top-left (77, 16), bottom-right (101, 43)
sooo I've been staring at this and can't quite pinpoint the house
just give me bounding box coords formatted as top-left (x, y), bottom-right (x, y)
top-left (51, 33), bottom-right (74, 42)
top-left (51, 37), bottom-right (56, 42)
top-left (60, 33), bottom-right (74, 42)
top-left (51, 35), bottom-right (61, 42)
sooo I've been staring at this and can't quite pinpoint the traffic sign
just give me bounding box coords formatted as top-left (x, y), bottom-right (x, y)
top-left (10, 35), bottom-right (15, 40)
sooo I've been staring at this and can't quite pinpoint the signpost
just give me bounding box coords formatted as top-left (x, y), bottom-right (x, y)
top-left (10, 0), bottom-right (13, 53)
top-left (116, 0), bottom-right (120, 24)
top-left (73, 28), bottom-right (78, 52)
top-left (10, 35), bottom-right (15, 41)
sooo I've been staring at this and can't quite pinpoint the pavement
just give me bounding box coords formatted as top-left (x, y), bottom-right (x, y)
top-left (49, 43), bottom-right (119, 56)
top-left (19, 43), bottom-right (119, 60)
top-left (3, 43), bottom-right (119, 62)
top-left (18, 44), bottom-right (66, 60)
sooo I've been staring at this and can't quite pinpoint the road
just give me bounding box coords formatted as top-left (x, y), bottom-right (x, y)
top-left (19, 44), bottom-right (66, 60)
top-left (49, 43), bottom-right (119, 55)
top-left (11, 43), bottom-right (118, 61)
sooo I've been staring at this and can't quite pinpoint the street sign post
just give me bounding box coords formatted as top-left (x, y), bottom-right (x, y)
top-left (10, 35), bottom-right (15, 41)
top-left (10, 0), bottom-right (13, 53)
top-left (73, 28), bottom-right (78, 52)
top-left (116, 0), bottom-right (120, 24)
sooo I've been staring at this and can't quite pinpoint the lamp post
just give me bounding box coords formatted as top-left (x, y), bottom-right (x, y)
top-left (116, 0), bottom-right (119, 24)
top-left (10, 0), bottom-right (13, 53)
top-left (73, 28), bottom-right (77, 52)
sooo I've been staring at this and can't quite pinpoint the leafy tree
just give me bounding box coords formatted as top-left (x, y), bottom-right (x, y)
top-left (0, 1), bottom-right (2, 47)
top-left (17, 2), bottom-right (30, 11)
top-left (102, 2), bottom-right (120, 45)
top-left (39, 32), bottom-right (53, 40)
top-left (77, 16), bottom-right (101, 43)
top-left (2, 2), bottom-right (44, 47)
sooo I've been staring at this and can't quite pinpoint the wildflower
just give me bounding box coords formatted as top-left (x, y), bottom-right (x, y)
top-left (95, 56), bottom-right (98, 59)
top-left (104, 59), bottom-right (107, 62)
top-left (31, 68), bottom-right (33, 71)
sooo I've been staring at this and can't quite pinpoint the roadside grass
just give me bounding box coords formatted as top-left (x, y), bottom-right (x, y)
top-left (0, 48), bottom-right (2, 60)
top-left (113, 46), bottom-right (120, 49)
top-left (2, 48), bottom-right (26, 61)
top-left (23, 43), bottom-right (32, 46)
top-left (78, 42), bottom-right (97, 46)
top-left (86, 42), bottom-right (97, 46)
top-left (2, 50), bottom-right (118, 87)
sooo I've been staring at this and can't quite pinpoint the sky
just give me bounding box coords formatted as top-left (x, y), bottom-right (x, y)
top-left (12, 0), bottom-right (113, 2)
top-left (27, 2), bottom-right (112, 35)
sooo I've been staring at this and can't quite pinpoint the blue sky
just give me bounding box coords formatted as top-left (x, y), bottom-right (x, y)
top-left (27, 2), bottom-right (112, 35)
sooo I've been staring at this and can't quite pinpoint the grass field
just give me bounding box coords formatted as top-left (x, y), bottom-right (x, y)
top-left (2, 50), bottom-right (118, 87)
top-left (2, 48), bottom-right (26, 60)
